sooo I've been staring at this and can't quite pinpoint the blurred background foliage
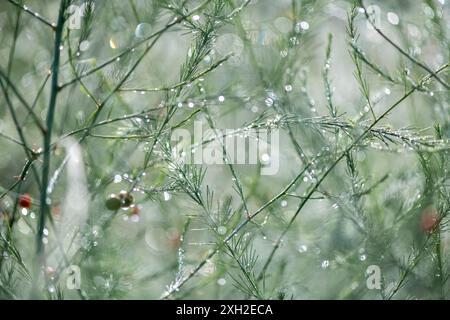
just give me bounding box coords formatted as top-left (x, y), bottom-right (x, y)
top-left (0, 0), bottom-right (449, 299)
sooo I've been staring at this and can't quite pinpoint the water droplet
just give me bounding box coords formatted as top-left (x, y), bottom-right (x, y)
top-left (261, 153), bottom-right (270, 162)
top-left (384, 88), bottom-right (391, 95)
top-left (264, 97), bottom-right (274, 107)
top-left (281, 200), bottom-right (288, 207)
top-left (321, 260), bottom-right (330, 269)
top-left (359, 254), bottom-right (367, 261)
top-left (284, 84), bottom-right (293, 92)
top-left (192, 15), bottom-right (200, 21)
top-left (217, 278), bottom-right (226, 286)
top-left (109, 38), bottom-right (118, 49)
top-left (295, 21), bottom-right (310, 33)
top-left (218, 95), bottom-right (225, 102)
top-left (298, 244), bottom-right (308, 253)
top-left (114, 174), bottom-right (122, 183)
top-left (163, 191), bottom-right (171, 201)
top-left (217, 226), bottom-right (227, 235)
top-left (79, 40), bottom-right (89, 51)
top-left (387, 12), bottom-right (399, 25)
top-left (135, 23), bottom-right (151, 38)
top-left (289, 36), bottom-right (299, 46)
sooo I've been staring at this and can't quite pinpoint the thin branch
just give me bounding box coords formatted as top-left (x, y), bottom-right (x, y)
top-left (6, 0), bottom-right (56, 30)
top-left (359, 0), bottom-right (450, 90)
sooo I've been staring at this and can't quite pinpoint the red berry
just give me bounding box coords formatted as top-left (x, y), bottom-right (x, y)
top-left (45, 266), bottom-right (56, 276)
top-left (51, 205), bottom-right (61, 218)
top-left (167, 230), bottom-right (181, 250)
top-left (130, 205), bottom-right (140, 216)
top-left (420, 207), bottom-right (439, 234)
top-left (19, 194), bottom-right (32, 208)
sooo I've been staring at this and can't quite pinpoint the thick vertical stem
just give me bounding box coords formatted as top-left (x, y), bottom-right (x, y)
top-left (37, 0), bottom-right (66, 263)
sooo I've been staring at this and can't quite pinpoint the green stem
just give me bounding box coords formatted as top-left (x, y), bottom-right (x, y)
top-left (37, 0), bottom-right (67, 266)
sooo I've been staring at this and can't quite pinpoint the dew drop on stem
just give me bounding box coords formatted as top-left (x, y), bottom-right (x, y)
top-left (135, 23), bottom-right (151, 38)
top-left (387, 12), bottom-right (400, 25)
top-left (163, 191), bottom-right (171, 201)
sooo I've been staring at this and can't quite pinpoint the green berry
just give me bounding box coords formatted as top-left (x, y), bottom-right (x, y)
top-left (105, 194), bottom-right (121, 211)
